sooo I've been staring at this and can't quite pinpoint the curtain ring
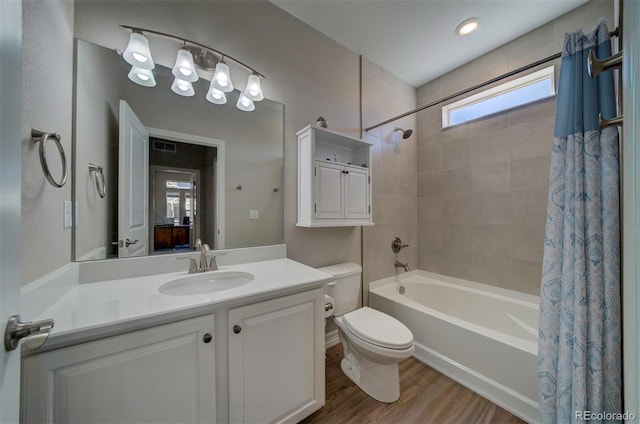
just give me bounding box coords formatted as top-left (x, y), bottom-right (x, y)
top-left (88, 163), bottom-right (106, 198)
top-left (31, 129), bottom-right (67, 188)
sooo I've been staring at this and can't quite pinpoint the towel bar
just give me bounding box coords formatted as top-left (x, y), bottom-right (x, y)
top-left (88, 163), bottom-right (106, 198)
top-left (31, 129), bottom-right (67, 188)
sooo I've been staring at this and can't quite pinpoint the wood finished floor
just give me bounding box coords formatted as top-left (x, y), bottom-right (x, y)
top-left (301, 344), bottom-right (527, 424)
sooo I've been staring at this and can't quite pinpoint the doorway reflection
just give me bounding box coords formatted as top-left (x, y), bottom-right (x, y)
top-left (149, 137), bottom-right (217, 253)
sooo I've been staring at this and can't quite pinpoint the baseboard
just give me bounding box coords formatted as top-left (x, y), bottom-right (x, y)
top-left (325, 329), bottom-right (340, 348)
top-left (413, 342), bottom-right (540, 424)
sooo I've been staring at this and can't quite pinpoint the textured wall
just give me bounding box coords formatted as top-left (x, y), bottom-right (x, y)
top-left (361, 57), bottom-right (417, 299)
top-left (21, 0), bottom-right (74, 284)
top-left (415, 0), bottom-right (614, 295)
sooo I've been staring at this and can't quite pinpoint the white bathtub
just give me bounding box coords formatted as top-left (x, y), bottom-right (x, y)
top-left (369, 271), bottom-right (540, 423)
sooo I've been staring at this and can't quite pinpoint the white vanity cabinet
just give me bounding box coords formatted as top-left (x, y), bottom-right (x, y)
top-left (297, 125), bottom-right (373, 227)
top-left (228, 288), bottom-right (325, 423)
top-left (21, 315), bottom-right (216, 424)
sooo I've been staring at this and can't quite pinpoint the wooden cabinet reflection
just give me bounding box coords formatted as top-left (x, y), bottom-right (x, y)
top-left (154, 225), bottom-right (190, 250)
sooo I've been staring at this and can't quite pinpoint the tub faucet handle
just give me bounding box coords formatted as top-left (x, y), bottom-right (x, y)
top-left (392, 237), bottom-right (410, 253)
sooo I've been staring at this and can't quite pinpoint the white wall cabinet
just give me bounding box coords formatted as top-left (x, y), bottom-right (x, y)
top-left (228, 289), bottom-right (325, 423)
top-left (314, 161), bottom-right (370, 220)
top-left (297, 125), bottom-right (373, 227)
top-left (21, 315), bottom-right (216, 424)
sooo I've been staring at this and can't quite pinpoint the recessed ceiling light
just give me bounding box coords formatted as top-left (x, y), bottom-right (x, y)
top-left (456, 17), bottom-right (480, 36)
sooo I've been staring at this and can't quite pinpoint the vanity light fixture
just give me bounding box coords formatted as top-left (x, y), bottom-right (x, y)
top-left (236, 93), bottom-right (255, 112)
top-left (455, 17), bottom-right (480, 36)
top-left (120, 25), bottom-right (266, 111)
top-left (211, 59), bottom-right (234, 92)
top-left (123, 32), bottom-right (155, 69)
top-left (206, 85), bottom-right (227, 105)
top-left (171, 77), bottom-right (195, 97)
top-left (172, 47), bottom-right (199, 82)
top-left (243, 73), bottom-right (264, 101)
top-left (128, 66), bottom-right (156, 87)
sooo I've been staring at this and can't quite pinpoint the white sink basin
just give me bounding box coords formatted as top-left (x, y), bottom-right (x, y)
top-left (159, 271), bottom-right (254, 296)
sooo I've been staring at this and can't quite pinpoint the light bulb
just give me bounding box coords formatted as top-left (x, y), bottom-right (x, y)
top-left (236, 92), bottom-right (255, 112)
top-left (123, 32), bottom-right (154, 70)
top-left (132, 52), bottom-right (148, 63)
top-left (172, 49), bottom-right (198, 82)
top-left (243, 74), bottom-right (264, 101)
top-left (127, 66), bottom-right (156, 87)
top-left (206, 83), bottom-right (227, 105)
top-left (455, 18), bottom-right (480, 36)
top-left (212, 61), bottom-right (234, 92)
top-left (171, 77), bottom-right (195, 97)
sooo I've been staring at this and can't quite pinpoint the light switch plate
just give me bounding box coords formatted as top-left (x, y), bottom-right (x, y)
top-left (249, 210), bottom-right (259, 220)
top-left (64, 200), bottom-right (72, 228)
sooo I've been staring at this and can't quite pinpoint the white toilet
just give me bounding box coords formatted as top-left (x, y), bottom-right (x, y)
top-left (319, 262), bottom-right (415, 403)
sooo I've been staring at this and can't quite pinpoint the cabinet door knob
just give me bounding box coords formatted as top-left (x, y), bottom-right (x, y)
top-left (233, 325), bottom-right (242, 334)
top-left (203, 333), bottom-right (213, 343)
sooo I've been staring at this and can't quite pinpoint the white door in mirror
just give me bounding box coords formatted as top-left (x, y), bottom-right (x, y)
top-left (118, 100), bottom-right (149, 257)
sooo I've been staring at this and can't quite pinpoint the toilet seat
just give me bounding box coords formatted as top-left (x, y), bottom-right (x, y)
top-left (342, 307), bottom-right (413, 350)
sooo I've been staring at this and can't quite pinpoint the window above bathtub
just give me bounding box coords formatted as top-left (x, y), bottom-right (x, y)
top-left (441, 65), bottom-right (555, 128)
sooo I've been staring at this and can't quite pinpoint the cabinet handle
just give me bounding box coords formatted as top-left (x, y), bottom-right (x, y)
top-left (203, 333), bottom-right (213, 343)
top-left (233, 325), bottom-right (242, 334)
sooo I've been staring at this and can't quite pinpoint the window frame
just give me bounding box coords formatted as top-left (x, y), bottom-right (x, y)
top-left (441, 65), bottom-right (556, 129)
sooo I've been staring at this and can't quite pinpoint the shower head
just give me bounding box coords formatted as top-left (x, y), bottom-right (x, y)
top-left (394, 127), bottom-right (413, 139)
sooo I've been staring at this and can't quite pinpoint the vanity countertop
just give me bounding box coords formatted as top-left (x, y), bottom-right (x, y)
top-left (31, 258), bottom-right (332, 350)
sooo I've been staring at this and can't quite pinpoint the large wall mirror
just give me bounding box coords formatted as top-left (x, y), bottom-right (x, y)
top-left (74, 39), bottom-right (284, 261)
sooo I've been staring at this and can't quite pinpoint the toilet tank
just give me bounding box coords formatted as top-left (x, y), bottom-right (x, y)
top-left (317, 262), bottom-right (362, 316)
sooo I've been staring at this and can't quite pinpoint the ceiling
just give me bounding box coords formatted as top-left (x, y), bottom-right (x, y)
top-left (269, 0), bottom-right (588, 87)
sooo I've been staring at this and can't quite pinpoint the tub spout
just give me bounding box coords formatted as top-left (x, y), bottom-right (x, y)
top-left (394, 261), bottom-right (411, 272)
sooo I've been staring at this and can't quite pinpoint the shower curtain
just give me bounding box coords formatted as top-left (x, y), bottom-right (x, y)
top-left (538, 18), bottom-right (621, 424)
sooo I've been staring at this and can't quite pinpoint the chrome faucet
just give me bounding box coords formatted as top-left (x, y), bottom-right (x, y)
top-left (177, 256), bottom-right (199, 274)
top-left (200, 244), bottom-right (212, 272)
top-left (394, 261), bottom-right (411, 272)
top-left (209, 251), bottom-right (226, 271)
top-left (177, 244), bottom-right (227, 273)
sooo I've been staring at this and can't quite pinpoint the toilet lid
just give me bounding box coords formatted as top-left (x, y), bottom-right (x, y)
top-left (342, 307), bottom-right (413, 350)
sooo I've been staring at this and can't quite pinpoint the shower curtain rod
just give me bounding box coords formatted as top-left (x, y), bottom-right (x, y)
top-left (364, 28), bottom-right (619, 132)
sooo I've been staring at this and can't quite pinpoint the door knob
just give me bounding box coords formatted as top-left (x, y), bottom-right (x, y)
top-left (4, 315), bottom-right (54, 352)
top-left (233, 325), bottom-right (242, 334)
top-left (125, 238), bottom-right (139, 247)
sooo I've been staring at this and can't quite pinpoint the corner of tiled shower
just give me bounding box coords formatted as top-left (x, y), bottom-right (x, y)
top-left (360, 0), bottom-right (614, 300)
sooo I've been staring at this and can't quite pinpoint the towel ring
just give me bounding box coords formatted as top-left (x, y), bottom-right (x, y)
top-left (31, 129), bottom-right (67, 188)
top-left (88, 163), bottom-right (106, 198)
